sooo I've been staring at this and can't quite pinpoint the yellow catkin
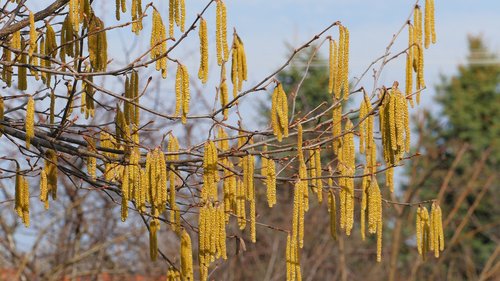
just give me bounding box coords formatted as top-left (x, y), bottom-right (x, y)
top-left (151, 9), bottom-right (167, 78)
top-left (198, 18), bottom-right (209, 83)
top-left (339, 119), bottom-right (355, 236)
top-left (290, 180), bottom-right (304, 280)
top-left (430, 202), bottom-right (445, 257)
top-left (414, 6), bottom-right (425, 101)
top-left (18, 43), bottom-right (27, 91)
top-left (39, 169), bottom-right (48, 209)
top-left (167, 267), bottom-right (181, 281)
top-left (332, 102), bottom-right (343, 154)
top-left (271, 83), bottom-right (289, 141)
top-left (236, 178), bottom-right (246, 229)
top-left (169, 0), bottom-right (175, 37)
top-left (25, 96), bottom-right (35, 149)
top-left (69, 0), bottom-right (80, 32)
top-left (0, 95), bottom-right (3, 135)
top-left (202, 141), bottom-right (218, 201)
top-left (328, 38), bottom-right (335, 94)
top-left (216, 1), bottom-right (228, 65)
top-left (198, 203), bottom-right (226, 281)
top-left (115, 0), bottom-right (121, 20)
top-left (342, 26), bottom-right (350, 100)
top-left (29, 11), bottom-right (36, 57)
top-left (328, 191), bottom-right (337, 240)
top-left (45, 149), bottom-right (58, 201)
top-left (406, 24), bottom-right (415, 107)
top-left (337, 27), bottom-right (344, 100)
top-left (424, 0), bottom-right (430, 48)
top-left (87, 139), bottom-right (97, 180)
top-left (250, 198), bottom-right (256, 243)
top-left (131, 0), bottom-right (143, 34)
top-left (286, 234), bottom-right (292, 281)
top-left (15, 167), bottom-right (30, 227)
top-left (182, 65), bottom-right (190, 124)
top-left (424, 0), bottom-right (436, 49)
top-left (360, 169), bottom-right (369, 241)
top-left (366, 177), bottom-right (383, 261)
top-left (2, 46), bottom-right (12, 87)
top-left (220, 64), bottom-right (229, 120)
top-left (175, 64), bottom-right (190, 123)
top-left (380, 86), bottom-right (409, 178)
top-left (88, 16), bottom-right (108, 72)
top-left (231, 33), bottom-right (248, 98)
top-left (430, 0), bottom-right (436, 44)
top-left (179, 0), bottom-right (186, 32)
top-left (149, 218), bottom-right (159, 261)
top-left (266, 158), bottom-right (277, 208)
top-left (416, 206), bottom-right (431, 259)
top-left (181, 229), bottom-right (194, 280)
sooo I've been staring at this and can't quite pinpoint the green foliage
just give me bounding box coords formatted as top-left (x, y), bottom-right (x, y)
top-left (436, 36), bottom-right (500, 162)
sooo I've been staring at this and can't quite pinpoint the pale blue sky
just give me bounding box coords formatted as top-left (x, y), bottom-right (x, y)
top-left (27, 0), bottom-right (500, 123)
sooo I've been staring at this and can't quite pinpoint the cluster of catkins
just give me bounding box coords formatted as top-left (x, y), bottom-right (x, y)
top-left (2, 1), bottom-right (446, 280)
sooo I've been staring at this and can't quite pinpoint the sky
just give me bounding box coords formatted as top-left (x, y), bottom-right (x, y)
top-left (28, 0), bottom-right (500, 122)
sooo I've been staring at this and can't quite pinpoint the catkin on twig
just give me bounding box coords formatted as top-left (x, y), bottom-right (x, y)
top-left (151, 9), bottom-right (168, 78)
top-left (216, 1), bottom-right (228, 65)
top-left (198, 18), bottom-right (209, 83)
top-left (25, 96), bottom-right (35, 149)
top-left (271, 83), bottom-right (289, 142)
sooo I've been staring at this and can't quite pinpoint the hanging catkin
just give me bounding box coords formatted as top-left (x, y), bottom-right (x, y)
top-left (131, 0), bottom-right (143, 34)
top-left (406, 23), bottom-right (415, 107)
top-left (29, 11), bottom-right (36, 57)
top-left (175, 64), bottom-right (190, 124)
top-left (167, 268), bottom-right (181, 281)
top-left (379, 84), bottom-right (410, 189)
top-left (339, 119), bottom-right (355, 236)
top-left (167, 135), bottom-right (180, 217)
top-left (367, 176), bottom-right (383, 262)
top-left (429, 202), bottom-right (445, 258)
top-left (69, 0), bottom-right (80, 32)
top-left (198, 18), bottom-right (209, 83)
top-left (424, 0), bottom-right (436, 48)
top-left (180, 229), bottom-right (194, 280)
top-left (45, 149), bottom-right (58, 201)
top-left (220, 64), bottom-right (229, 120)
top-left (332, 99), bottom-right (343, 154)
top-left (2, 45), bottom-right (13, 87)
top-left (149, 218), bottom-right (159, 261)
top-left (328, 190), bottom-right (337, 240)
top-left (328, 38), bottom-right (336, 94)
top-left (15, 167), bottom-right (30, 227)
top-left (202, 141), bottom-right (218, 201)
top-left (271, 83), bottom-right (289, 142)
top-left (151, 9), bottom-right (167, 78)
top-left (341, 26), bottom-right (350, 100)
top-left (416, 206), bottom-right (430, 259)
top-left (216, 0), bottom-right (228, 65)
top-left (86, 137), bottom-right (97, 180)
top-left (88, 16), bottom-right (108, 72)
top-left (231, 33), bottom-right (248, 98)
top-left (265, 156), bottom-right (277, 208)
top-left (0, 95), bottom-right (4, 135)
top-left (18, 42), bottom-right (27, 91)
top-left (310, 146), bottom-right (323, 203)
top-left (25, 96), bottom-right (35, 149)
top-left (198, 203), bottom-right (227, 281)
top-left (414, 6), bottom-right (425, 102)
